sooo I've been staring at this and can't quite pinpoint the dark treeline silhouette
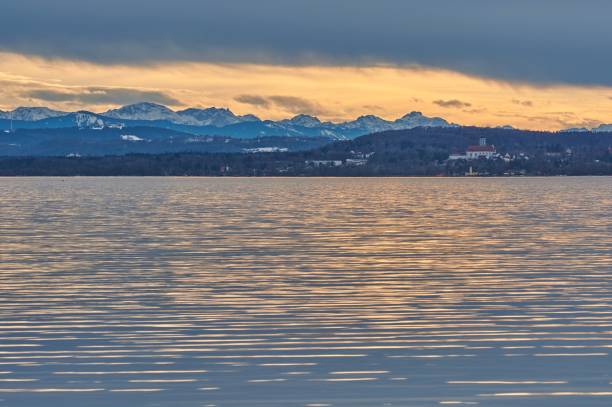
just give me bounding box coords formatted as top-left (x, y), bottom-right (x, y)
top-left (0, 127), bottom-right (610, 176)
top-left (0, 126), bottom-right (331, 156)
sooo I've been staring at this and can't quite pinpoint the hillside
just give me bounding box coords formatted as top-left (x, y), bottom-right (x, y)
top-left (0, 127), bottom-right (331, 156)
top-left (0, 126), bottom-right (610, 176)
top-left (0, 103), bottom-right (455, 142)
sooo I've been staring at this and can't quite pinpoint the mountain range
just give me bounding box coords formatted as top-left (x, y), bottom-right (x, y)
top-left (2, 102), bottom-right (611, 157)
top-left (562, 124), bottom-right (612, 133)
top-left (0, 102), bottom-right (457, 140)
top-left (2, 103), bottom-right (612, 136)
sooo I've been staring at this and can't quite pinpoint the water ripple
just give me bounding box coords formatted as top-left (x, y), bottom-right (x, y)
top-left (0, 177), bottom-right (610, 407)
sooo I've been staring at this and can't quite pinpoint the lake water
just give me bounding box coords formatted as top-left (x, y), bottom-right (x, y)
top-left (0, 177), bottom-right (611, 407)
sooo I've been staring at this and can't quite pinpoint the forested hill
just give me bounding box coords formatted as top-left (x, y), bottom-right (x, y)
top-left (0, 127), bottom-right (610, 176)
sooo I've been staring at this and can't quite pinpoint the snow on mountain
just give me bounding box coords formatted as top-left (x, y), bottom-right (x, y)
top-left (0, 107), bottom-right (67, 121)
top-left (239, 114), bottom-right (261, 123)
top-left (319, 129), bottom-right (343, 139)
top-left (592, 124), bottom-right (612, 133)
top-left (75, 112), bottom-right (105, 129)
top-left (177, 107), bottom-right (245, 127)
top-left (280, 114), bottom-right (323, 128)
top-left (341, 115), bottom-right (394, 132)
top-left (394, 111), bottom-right (453, 129)
top-left (1, 103), bottom-right (457, 139)
top-left (102, 102), bottom-right (189, 123)
top-left (102, 103), bottom-right (260, 127)
top-left (561, 124), bottom-right (612, 133)
top-left (121, 134), bottom-right (145, 142)
top-left (336, 112), bottom-right (453, 133)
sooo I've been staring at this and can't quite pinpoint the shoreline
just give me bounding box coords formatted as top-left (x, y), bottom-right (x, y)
top-left (1, 174), bottom-right (610, 178)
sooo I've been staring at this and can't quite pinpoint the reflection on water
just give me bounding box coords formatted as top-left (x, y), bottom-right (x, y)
top-left (0, 177), bottom-right (610, 407)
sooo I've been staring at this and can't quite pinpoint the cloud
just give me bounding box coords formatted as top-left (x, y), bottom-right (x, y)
top-left (234, 94), bottom-right (270, 108)
top-left (433, 99), bottom-right (472, 109)
top-left (512, 99), bottom-right (534, 107)
top-left (492, 110), bottom-right (603, 129)
top-left (267, 96), bottom-right (327, 115)
top-left (464, 108), bottom-right (487, 114)
top-left (24, 87), bottom-right (181, 106)
top-left (235, 94), bottom-right (328, 115)
top-left (2, 1), bottom-right (612, 86)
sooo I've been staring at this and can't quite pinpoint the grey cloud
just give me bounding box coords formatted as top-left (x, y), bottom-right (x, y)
top-left (2, 1), bottom-right (612, 86)
top-left (235, 94), bottom-right (327, 115)
top-left (512, 99), bottom-right (534, 107)
top-left (25, 87), bottom-right (181, 105)
top-left (268, 96), bottom-right (327, 115)
top-left (362, 105), bottom-right (384, 111)
top-left (434, 99), bottom-right (472, 109)
top-left (464, 108), bottom-right (487, 114)
top-left (235, 95), bottom-right (271, 108)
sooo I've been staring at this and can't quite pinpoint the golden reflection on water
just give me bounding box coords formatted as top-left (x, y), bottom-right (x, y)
top-left (0, 177), bottom-right (611, 407)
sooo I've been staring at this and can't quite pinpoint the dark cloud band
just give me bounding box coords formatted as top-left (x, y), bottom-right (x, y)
top-left (2, 0), bottom-right (611, 86)
top-left (434, 99), bottom-right (472, 109)
top-left (235, 94), bottom-right (328, 115)
top-left (24, 87), bottom-right (181, 106)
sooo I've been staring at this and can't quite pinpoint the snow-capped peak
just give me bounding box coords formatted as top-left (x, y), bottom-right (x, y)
top-left (177, 107), bottom-right (242, 127)
top-left (178, 108), bottom-right (261, 127)
top-left (101, 103), bottom-right (259, 127)
top-left (1, 102), bottom-right (456, 138)
top-left (102, 102), bottom-right (183, 122)
top-left (342, 115), bottom-right (393, 132)
top-left (238, 114), bottom-right (261, 123)
top-left (281, 114), bottom-right (322, 128)
top-left (394, 111), bottom-right (453, 128)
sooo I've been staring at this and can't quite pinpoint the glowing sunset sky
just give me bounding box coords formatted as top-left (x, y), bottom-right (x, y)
top-left (2, 0), bottom-right (612, 130)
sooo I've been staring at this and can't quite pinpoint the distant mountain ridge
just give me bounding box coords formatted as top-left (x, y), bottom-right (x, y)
top-left (0, 102), bottom-right (456, 140)
top-left (0, 107), bottom-right (67, 121)
top-left (5, 103), bottom-right (612, 136)
top-left (561, 123), bottom-right (612, 133)
top-left (102, 103), bottom-right (260, 127)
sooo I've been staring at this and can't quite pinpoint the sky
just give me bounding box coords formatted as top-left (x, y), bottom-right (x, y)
top-left (1, 0), bottom-right (612, 130)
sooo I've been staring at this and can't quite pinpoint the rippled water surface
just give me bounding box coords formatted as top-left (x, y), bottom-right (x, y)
top-left (0, 177), bottom-right (611, 407)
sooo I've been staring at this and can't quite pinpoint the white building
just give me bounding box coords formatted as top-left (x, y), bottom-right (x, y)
top-left (345, 158), bottom-right (368, 166)
top-left (466, 145), bottom-right (496, 159)
top-left (449, 137), bottom-right (496, 160)
top-left (448, 153), bottom-right (467, 160)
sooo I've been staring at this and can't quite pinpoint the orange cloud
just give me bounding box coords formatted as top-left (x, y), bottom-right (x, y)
top-left (1, 52), bottom-right (612, 130)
